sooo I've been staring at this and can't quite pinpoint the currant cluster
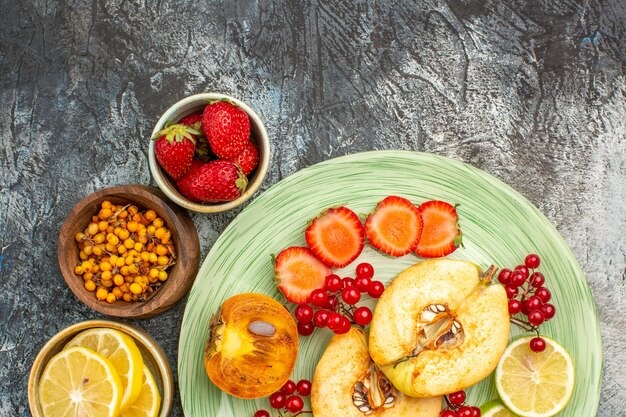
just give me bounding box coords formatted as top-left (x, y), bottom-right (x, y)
top-left (498, 254), bottom-right (555, 352)
top-left (254, 379), bottom-right (312, 417)
top-left (440, 390), bottom-right (481, 417)
top-left (294, 263), bottom-right (385, 336)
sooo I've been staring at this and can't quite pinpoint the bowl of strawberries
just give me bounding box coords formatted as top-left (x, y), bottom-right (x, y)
top-left (148, 93), bottom-right (270, 212)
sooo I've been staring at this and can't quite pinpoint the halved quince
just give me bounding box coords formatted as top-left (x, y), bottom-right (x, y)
top-left (312, 327), bottom-right (441, 417)
top-left (203, 293), bottom-right (298, 399)
top-left (369, 259), bottom-right (510, 397)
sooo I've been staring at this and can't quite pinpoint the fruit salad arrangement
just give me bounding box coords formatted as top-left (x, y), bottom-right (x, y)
top-left (73, 200), bottom-right (176, 303)
top-left (152, 100), bottom-right (259, 203)
top-left (38, 328), bottom-right (160, 417)
top-left (201, 195), bottom-right (575, 417)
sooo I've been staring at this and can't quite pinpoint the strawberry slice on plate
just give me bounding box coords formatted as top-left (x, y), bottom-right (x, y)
top-left (365, 196), bottom-right (423, 256)
top-left (275, 247), bottom-right (331, 304)
top-left (414, 200), bottom-right (463, 258)
top-left (305, 206), bottom-right (364, 268)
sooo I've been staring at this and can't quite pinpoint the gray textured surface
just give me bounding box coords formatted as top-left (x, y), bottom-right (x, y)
top-left (1, 0), bottom-right (624, 416)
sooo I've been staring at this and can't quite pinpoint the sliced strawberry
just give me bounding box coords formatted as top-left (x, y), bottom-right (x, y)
top-left (414, 200), bottom-right (463, 258)
top-left (275, 247), bottom-right (332, 304)
top-left (365, 196), bottom-right (423, 256)
top-left (305, 206), bottom-right (364, 268)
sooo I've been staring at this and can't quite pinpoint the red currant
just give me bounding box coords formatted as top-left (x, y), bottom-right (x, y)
top-left (470, 406), bottom-right (481, 417)
top-left (297, 321), bottom-right (315, 336)
top-left (353, 306), bottom-right (373, 326)
top-left (335, 316), bottom-right (352, 334)
top-left (254, 410), bottom-right (270, 417)
top-left (535, 287), bottom-right (551, 303)
top-left (525, 253), bottom-right (541, 269)
top-left (280, 380), bottom-right (296, 395)
top-left (296, 379), bottom-right (312, 396)
top-left (510, 270), bottom-right (526, 287)
top-left (441, 411), bottom-right (457, 417)
top-left (528, 310), bottom-right (545, 326)
top-left (294, 303), bottom-right (314, 323)
top-left (269, 392), bottom-right (286, 409)
top-left (356, 262), bottom-right (374, 278)
top-left (325, 274), bottom-right (342, 292)
top-left (498, 268), bottom-right (512, 285)
top-left (505, 285), bottom-right (519, 299)
top-left (355, 276), bottom-right (372, 292)
top-left (530, 336), bottom-right (546, 352)
top-left (325, 294), bottom-right (339, 311)
top-left (448, 390), bottom-right (466, 405)
top-left (341, 287), bottom-right (361, 305)
top-left (342, 277), bottom-right (355, 288)
top-left (314, 309), bottom-right (330, 328)
top-left (529, 272), bottom-right (545, 287)
top-left (326, 312), bottom-right (343, 331)
top-left (542, 303), bottom-right (556, 320)
top-left (285, 395), bottom-right (304, 413)
top-left (458, 406), bottom-right (473, 417)
top-left (368, 280), bottom-right (385, 298)
top-left (514, 264), bottom-right (530, 279)
top-left (309, 289), bottom-right (328, 307)
top-left (525, 295), bottom-right (543, 311)
top-left (508, 299), bottom-right (522, 315)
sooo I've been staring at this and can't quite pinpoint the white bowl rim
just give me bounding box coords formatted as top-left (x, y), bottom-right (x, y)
top-left (148, 93), bottom-right (270, 213)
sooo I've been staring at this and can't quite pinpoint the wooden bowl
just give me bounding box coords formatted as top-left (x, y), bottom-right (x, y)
top-left (28, 320), bottom-right (174, 417)
top-left (148, 92), bottom-right (270, 213)
top-left (58, 184), bottom-right (200, 318)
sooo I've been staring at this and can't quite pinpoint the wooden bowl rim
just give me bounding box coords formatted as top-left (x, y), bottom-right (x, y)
top-left (28, 319), bottom-right (173, 417)
top-left (57, 184), bottom-right (199, 318)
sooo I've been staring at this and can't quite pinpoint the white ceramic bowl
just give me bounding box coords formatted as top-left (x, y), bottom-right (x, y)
top-left (148, 93), bottom-right (270, 213)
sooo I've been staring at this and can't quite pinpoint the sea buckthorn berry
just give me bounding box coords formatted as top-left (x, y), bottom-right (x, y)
top-left (145, 210), bottom-right (157, 221)
top-left (101, 271), bottom-right (112, 281)
top-left (84, 280), bottom-right (96, 292)
top-left (123, 238), bottom-right (135, 249)
top-left (147, 225), bottom-right (156, 235)
top-left (157, 256), bottom-right (169, 266)
top-left (133, 242), bottom-right (143, 251)
top-left (93, 233), bottom-right (105, 244)
top-left (98, 221), bottom-right (108, 232)
top-left (149, 268), bottom-right (160, 278)
top-left (153, 218), bottom-right (164, 228)
top-left (92, 245), bottom-right (103, 256)
top-left (128, 205), bottom-right (139, 215)
top-left (83, 272), bottom-right (93, 281)
top-left (149, 253), bottom-right (158, 264)
top-left (156, 245), bottom-right (168, 256)
top-left (101, 279), bottom-right (113, 288)
top-left (112, 287), bottom-right (123, 299)
top-left (79, 251), bottom-right (88, 260)
top-left (113, 274), bottom-right (125, 286)
top-left (96, 288), bottom-right (108, 300)
top-left (129, 283), bottom-right (142, 295)
top-left (158, 271), bottom-right (168, 281)
top-left (127, 221), bottom-right (139, 232)
top-left (122, 293), bottom-right (132, 302)
top-left (105, 294), bottom-right (116, 304)
top-left (87, 223), bottom-right (99, 235)
top-left (161, 231), bottom-right (171, 244)
top-left (101, 201), bottom-right (112, 209)
top-left (74, 266), bottom-right (84, 275)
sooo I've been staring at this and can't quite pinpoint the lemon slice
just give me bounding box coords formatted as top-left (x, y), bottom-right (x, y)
top-left (39, 346), bottom-right (122, 417)
top-left (480, 399), bottom-right (518, 417)
top-left (65, 328), bottom-right (144, 411)
top-left (120, 364), bottom-right (161, 417)
top-left (495, 336), bottom-right (574, 417)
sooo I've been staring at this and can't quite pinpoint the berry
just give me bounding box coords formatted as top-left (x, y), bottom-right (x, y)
top-left (414, 200), bottom-right (462, 258)
top-left (179, 112), bottom-right (203, 129)
top-left (525, 296), bottom-right (543, 311)
top-left (368, 281), bottom-right (385, 298)
top-left (274, 247), bottom-right (331, 304)
top-left (470, 407), bottom-right (481, 417)
top-left (324, 274), bottom-right (342, 292)
top-left (254, 410), bottom-right (270, 417)
top-left (297, 379), bottom-right (312, 396)
top-left (202, 101), bottom-right (250, 159)
top-left (508, 299), bottom-right (522, 315)
top-left (309, 289), bottom-right (328, 307)
top-left (227, 140), bottom-right (259, 175)
top-left (335, 316), bottom-right (352, 334)
top-left (458, 406), bottom-right (473, 417)
top-left (294, 304), bottom-right (314, 324)
top-left (525, 253), bottom-right (541, 269)
top-left (365, 196), bottom-right (423, 256)
top-left (510, 270), bottom-right (526, 287)
top-left (325, 294), bottom-right (339, 311)
top-left (355, 262), bottom-right (374, 278)
top-left (305, 206), bottom-right (365, 268)
top-left (542, 303), bottom-right (556, 320)
top-left (448, 390), bottom-right (466, 405)
top-left (529, 272), bottom-right (545, 287)
top-left (505, 285), bottom-right (519, 299)
top-left (353, 306), bottom-right (373, 326)
top-left (326, 312), bottom-right (343, 331)
top-left (280, 380), bottom-right (296, 395)
top-left (341, 287), bottom-right (361, 305)
top-left (498, 268), bottom-right (512, 285)
top-left (314, 309), bottom-right (330, 328)
top-left (285, 395), bottom-right (304, 413)
top-left (530, 337), bottom-right (547, 352)
top-left (528, 310), bottom-right (545, 326)
top-left (297, 321), bottom-right (315, 336)
top-left (342, 277), bottom-right (355, 288)
top-left (269, 392), bottom-right (286, 409)
top-left (152, 123), bottom-right (198, 180)
top-left (514, 264), bottom-right (530, 279)
top-left (441, 411), bottom-right (457, 417)
top-left (354, 276), bottom-right (372, 292)
top-left (176, 159), bottom-right (247, 202)
top-left (535, 287), bottom-right (551, 303)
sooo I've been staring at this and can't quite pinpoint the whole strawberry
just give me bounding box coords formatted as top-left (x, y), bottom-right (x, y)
top-left (176, 160), bottom-right (248, 203)
top-left (175, 160), bottom-right (204, 202)
top-left (152, 122), bottom-right (199, 180)
top-left (202, 101), bottom-right (250, 159)
top-left (228, 140), bottom-right (259, 175)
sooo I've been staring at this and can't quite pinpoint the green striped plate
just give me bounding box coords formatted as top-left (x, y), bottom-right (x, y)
top-left (178, 151), bottom-right (601, 416)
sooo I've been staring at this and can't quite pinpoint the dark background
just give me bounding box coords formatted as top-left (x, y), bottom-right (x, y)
top-left (1, 0), bottom-right (624, 416)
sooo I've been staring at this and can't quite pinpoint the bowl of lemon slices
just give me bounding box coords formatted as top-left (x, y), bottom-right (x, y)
top-left (28, 320), bottom-right (173, 417)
